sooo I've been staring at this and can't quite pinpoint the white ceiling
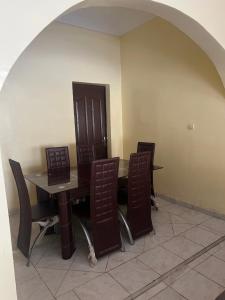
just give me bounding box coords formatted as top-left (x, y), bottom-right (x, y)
top-left (57, 6), bottom-right (155, 36)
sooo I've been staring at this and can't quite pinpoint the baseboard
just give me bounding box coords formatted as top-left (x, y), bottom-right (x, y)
top-left (158, 193), bottom-right (225, 221)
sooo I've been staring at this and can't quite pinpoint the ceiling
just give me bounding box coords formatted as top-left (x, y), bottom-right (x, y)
top-left (57, 6), bottom-right (155, 36)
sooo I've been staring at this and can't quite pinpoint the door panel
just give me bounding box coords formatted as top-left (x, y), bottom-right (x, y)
top-left (73, 83), bottom-right (108, 163)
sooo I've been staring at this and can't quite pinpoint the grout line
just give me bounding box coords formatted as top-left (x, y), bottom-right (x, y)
top-left (123, 234), bottom-right (225, 300)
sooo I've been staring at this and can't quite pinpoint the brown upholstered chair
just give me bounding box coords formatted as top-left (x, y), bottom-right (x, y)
top-left (76, 144), bottom-right (95, 165)
top-left (137, 142), bottom-right (157, 208)
top-left (118, 152), bottom-right (154, 243)
top-left (45, 146), bottom-right (70, 174)
top-left (73, 157), bottom-right (122, 265)
top-left (9, 159), bottom-right (58, 266)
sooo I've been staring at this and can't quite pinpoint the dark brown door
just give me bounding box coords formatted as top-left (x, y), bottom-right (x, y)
top-left (72, 83), bottom-right (108, 163)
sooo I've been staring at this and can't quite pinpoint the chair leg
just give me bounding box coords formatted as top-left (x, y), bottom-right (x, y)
top-left (120, 231), bottom-right (125, 252)
top-left (27, 216), bottom-right (59, 267)
top-left (77, 219), bottom-right (97, 267)
top-left (118, 210), bottom-right (134, 245)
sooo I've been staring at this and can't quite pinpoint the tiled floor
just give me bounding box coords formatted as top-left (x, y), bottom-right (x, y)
top-left (10, 198), bottom-right (225, 300)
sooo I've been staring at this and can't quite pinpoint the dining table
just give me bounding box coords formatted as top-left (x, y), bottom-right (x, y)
top-left (25, 159), bottom-right (163, 260)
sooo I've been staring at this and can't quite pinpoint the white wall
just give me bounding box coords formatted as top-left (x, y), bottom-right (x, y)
top-left (0, 21), bottom-right (122, 211)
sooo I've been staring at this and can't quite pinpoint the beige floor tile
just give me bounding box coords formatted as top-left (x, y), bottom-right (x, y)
top-left (163, 236), bottom-right (203, 259)
top-left (144, 234), bottom-right (171, 251)
top-left (56, 270), bottom-right (100, 296)
top-left (138, 246), bottom-right (183, 274)
top-left (151, 211), bottom-right (171, 224)
top-left (16, 276), bottom-right (54, 300)
top-left (195, 256), bottom-right (225, 287)
top-left (70, 248), bottom-right (108, 273)
top-left (106, 250), bottom-right (137, 271)
top-left (14, 251), bottom-right (39, 285)
top-left (150, 287), bottom-right (186, 300)
top-left (183, 226), bottom-right (220, 247)
top-left (172, 223), bottom-right (194, 235)
top-left (36, 245), bottom-right (75, 270)
top-left (172, 269), bottom-right (223, 300)
top-left (200, 217), bottom-right (225, 234)
top-left (37, 268), bottom-right (67, 295)
top-left (57, 291), bottom-right (79, 300)
top-left (208, 241), bottom-right (225, 255)
top-left (188, 252), bottom-right (211, 269)
top-left (214, 245), bottom-right (225, 262)
top-left (75, 273), bottom-right (129, 300)
top-left (135, 283), bottom-right (167, 300)
top-left (154, 223), bottom-right (174, 238)
top-left (164, 204), bottom-right (190, 216)
top-left (109, 259), bottom-right (159, 293)
top-left (163, 264), bottom-right (190, 285)
top-left (123, 236), bottom-right (145, 254)
top-left (181, 210), bottom-right (210, 225)
top-left (156, 198), bottom-right (171, 208)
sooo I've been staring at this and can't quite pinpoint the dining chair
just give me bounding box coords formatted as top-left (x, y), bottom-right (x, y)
top-left (76, 144), bottom-right (95, 165)
top-left (137, 142), bottom-right (157, 209)
top-left (45, 146), bottom-right (70, 174)
top-left (73, 157), bottom-right (123, 266)
top-left (9, 159), bottom-right (59, 266)
top-left (118, 152), bottom-right (154, 244)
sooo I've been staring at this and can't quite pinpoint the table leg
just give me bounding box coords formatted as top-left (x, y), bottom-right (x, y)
top-left (58, 191), bottom-right (75, 259)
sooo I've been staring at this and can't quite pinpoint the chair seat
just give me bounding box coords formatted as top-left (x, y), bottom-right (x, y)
top-left (72, 199), bottom-right (90, 219)
top-left (31, 202), bottom-right (57, 222)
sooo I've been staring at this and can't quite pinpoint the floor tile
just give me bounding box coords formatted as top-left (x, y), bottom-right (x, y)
top-left (151, 211), bottom-right (171, 224)
top-left (70, 248), bottom-right (108, 273)
top-left (57, 270), bottom-right (100, 296)
top-left (150, 287), bottom-right (186, 300)
top-left (109, 259), bottom-right (159, 293)
top-left (195, 256), bottom-right (225, 287)
top-left (164, 204), bottom-right (190, 216)
top-left (75, 273), bottom-right (129, 300)
top-left (138, 246), bottom-right (183, 274)
top-left (154, 223), bottom-right (174, 238)
top-left (200, 217), bottom-right (225, 234)
top-left (123, 236), bottom-right (145, 254)
top-left (163, 236), bottom-right (203, 259)
top-left (16, 276), bottom-right (54, 300)
top-left (183, 226), bottom-right (220, 247)
top-left (135, 283), bottom-right (167, 300)
top-left (144, 234), bottom-right (171, 252)
top-left (106, 250), bottom-right (137, 271)
top-left (156, 198), bottom-right (171, 208)
top-left (172, 223), bottom-right (194, 235)
top-left (172, 269), bottom-right (223, 300)
top-left (57, 291), bottom-right (79, 300)
top-left (37, 268), bottom-right (67, 295)
top-left (36, 244), bottom-right (75, 270)
top-left (213, 244), bottom-right (225, 262)
top-left (13, 251), bottom-right (39, 285)
top-left (170, 214), bottom-right (189, 224)
top-left (163, 264), bottom-right (190, 285)
top-left (181, 210), bottom-right (210, 225)
top-left (188, 252), bottom-right (211, 269)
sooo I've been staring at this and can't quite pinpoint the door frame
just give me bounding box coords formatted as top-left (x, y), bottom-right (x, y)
top-left (72, 81), bottom-right (112, 160)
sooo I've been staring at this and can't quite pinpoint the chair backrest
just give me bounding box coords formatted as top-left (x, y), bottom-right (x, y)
top-left (137, 142), bottom-right (155, 166)
top-left (9, 159), bottom-right (32, 258)
top-left (90, 157), bottom-right (121, 257)
top-left (127, 152), bottom-right (153, 238)
top-left (45, 146), bottom-right (70, 174)
top-left (77, 144), bottom-right (95, 165)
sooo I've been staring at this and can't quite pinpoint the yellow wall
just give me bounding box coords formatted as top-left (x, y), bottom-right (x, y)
top-left (121, 18), bottom-right (225, 214)
top-left (0, 22), bottom-right (122, 210)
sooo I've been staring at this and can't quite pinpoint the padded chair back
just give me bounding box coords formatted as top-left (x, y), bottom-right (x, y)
top-left (127, 152), bottom-right (153, 238)
top-left (9, 159), bottom-right (32, 257)
top-left (137, 142), bottom-right (155, 196)
top-left (77, 144), bottom-right (95, 165)
top-left (90, 158), bottom-right (121, 257)
top-left (137, 142), bottom-right (155, 166)
top-left (46, 146), bottom-right (70, 174)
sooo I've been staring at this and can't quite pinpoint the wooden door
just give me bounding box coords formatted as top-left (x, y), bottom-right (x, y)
top-left (72, 83), bottom-right (108, 163)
